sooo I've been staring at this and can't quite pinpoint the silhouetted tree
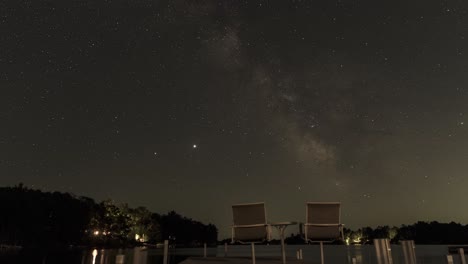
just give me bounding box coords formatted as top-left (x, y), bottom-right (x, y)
top-left (159, 211), bottom-right (217, 246)
top-left (0, 186), bottom-right (94, 247)
top-left (0, 185), bottom-right (218, 248)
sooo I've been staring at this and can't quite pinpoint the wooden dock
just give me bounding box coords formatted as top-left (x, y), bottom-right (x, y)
top-left (181, 257), bottom-right (304, 264)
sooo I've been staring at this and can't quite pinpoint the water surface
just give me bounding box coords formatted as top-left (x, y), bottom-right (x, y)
top-left (0, 244), bottom-right (459, 264)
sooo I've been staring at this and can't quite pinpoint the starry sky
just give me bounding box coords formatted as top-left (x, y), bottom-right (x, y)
top-left (2, 0), bottom-right (468, 238)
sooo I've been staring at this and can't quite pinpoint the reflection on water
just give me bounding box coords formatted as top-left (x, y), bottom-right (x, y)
top-left (0, 245), bottom-right (455, 264)
top-left (133, 247), bottom-right (148, 264)
top-left (217, 244), bottom-right (450, 264)
top-left (92, 249), bottom-right (98, 264)
top-left (77, 247), bottom-right (189, 264)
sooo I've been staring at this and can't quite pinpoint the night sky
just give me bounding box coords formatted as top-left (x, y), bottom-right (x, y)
top-left (2, 0), bottom-right (468, 238)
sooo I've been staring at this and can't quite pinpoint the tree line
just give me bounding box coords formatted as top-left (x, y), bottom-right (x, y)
top-left (283, 222), bottom-right (468, 245)
top-left (0, 184), bottom-right (217, 248)
top-left (343, 222), bottom-right (468, 244)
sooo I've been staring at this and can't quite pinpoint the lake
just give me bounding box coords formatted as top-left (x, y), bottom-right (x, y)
top-left (0, 244), bottom-right (460, 264)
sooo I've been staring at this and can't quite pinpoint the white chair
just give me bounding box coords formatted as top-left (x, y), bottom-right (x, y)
top-left (231, 202), bottom-right (271, 264)
top-left (304, 202), bottom-right (344, 264)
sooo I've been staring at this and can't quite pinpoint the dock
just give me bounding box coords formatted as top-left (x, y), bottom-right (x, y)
top-left (180, 257), bottom-right (304, 264)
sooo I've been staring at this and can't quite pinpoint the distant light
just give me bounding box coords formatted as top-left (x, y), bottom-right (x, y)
top-left (94, 230), bottom-right (99, 236)
top-left (193, 144), bottom-right (197, 149)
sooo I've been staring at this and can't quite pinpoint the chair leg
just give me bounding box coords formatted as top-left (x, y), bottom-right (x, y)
top-left (251, 242), bottom-right (256, 264)
top-left (320, 241), bottom-right (324, 264)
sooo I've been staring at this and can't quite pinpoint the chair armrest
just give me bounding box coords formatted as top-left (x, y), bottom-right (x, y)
top-left (304, 223), bottom-right (343, 227)
top-left (232, 223), bottom-right (269, 228)
top-left (231, 224), bottom-right (272, 244)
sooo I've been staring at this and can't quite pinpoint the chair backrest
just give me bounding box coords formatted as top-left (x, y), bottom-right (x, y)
top-left (305, 202), bottom-right (342, 241)
top-left (232, 202), bottom-right (269, 242)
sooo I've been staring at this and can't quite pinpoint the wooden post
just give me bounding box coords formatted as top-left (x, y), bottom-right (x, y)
top-left (81, 252), bottom-right (86, 264)
top-left (137, 248), bottom-right (148, 264)
top-left (447, 255), bottom-right (454, 264)
top-left (320, 241), bottom-right (324, 264)
top-left (99, 250), bottom-right (105, 264)
top-left (386, 240), bottom-right (393, 264)
top-left (402, 240), bottom-right (417, 264)
top-left (163, 240), bottom-right (169, 264)
top-left (402, 241), bottom-right (410, 264)
top-left (204, 243), bottom-right (207, 258)
top-left (224, 243), bottom-right (228, 257)
top-left (296, 250), bottom-right (300, 260)
top-left (352, 257), bottom-right (357, 264)
top-left (299, 249), bottom-right (303, 260)
top-left (410, 241), bottom-right (417, 264)
top-left (459, 248), bottom-right (466, 264)
top-left (374, 239), bottom-right (392, 264)
top-left (375, 240), bottom-right (383, 264)
top-left (116, 255), bottom-right (125, 264)
top-left (280, 234), bottom-right (286, 264)
top-left (251, 243), bottom-right (256, 264)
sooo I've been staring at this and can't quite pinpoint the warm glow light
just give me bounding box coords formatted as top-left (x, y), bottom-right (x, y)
top-left (94, 230), bottom-right (99, 236)
top-left (92, 249), bottom-right (98, 264)
top-left (135, 234), bottom-right (140, 241)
